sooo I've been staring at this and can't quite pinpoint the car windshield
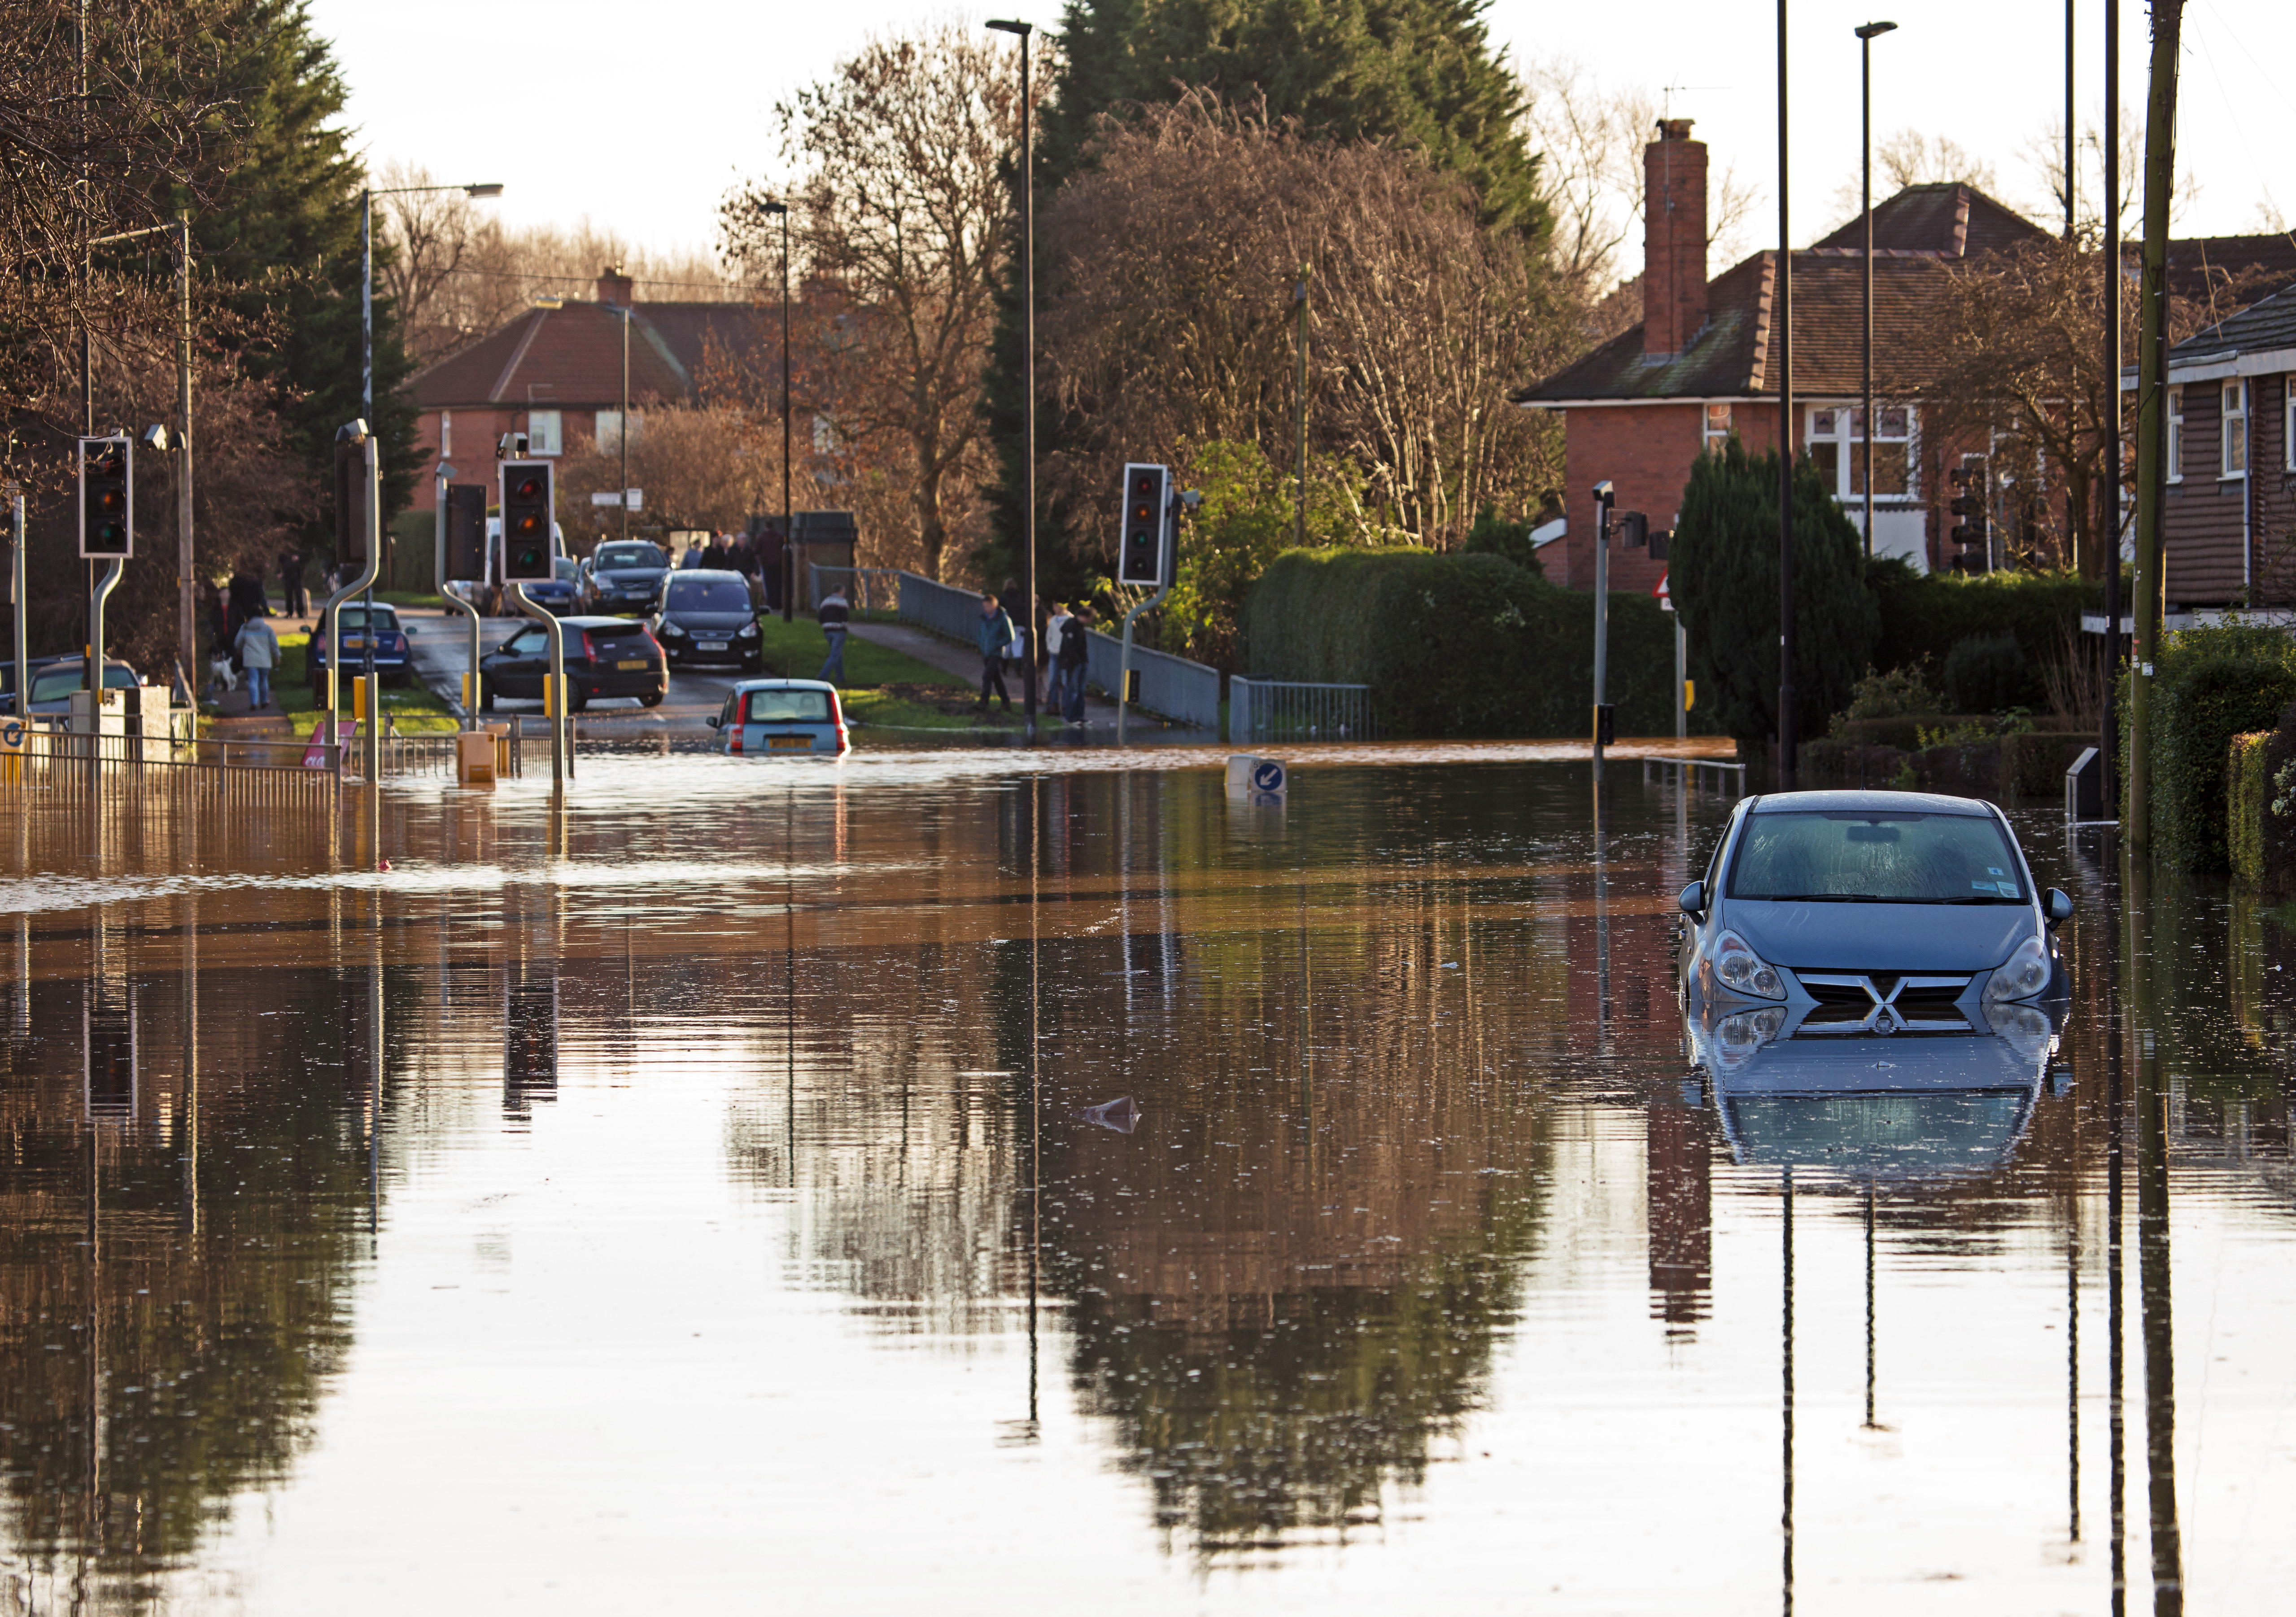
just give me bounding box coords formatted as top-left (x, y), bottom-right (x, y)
top-left (1726, 811), bottom-right (2028, 904)
top-left (335, 607), bottom-right (398, 632)
top-left (746, 690), bottom-right (832, 723)
top-left (595, 544), bottom-right (664, 569)
top-left (554, 558), bottom-right (580, 582)
top-left (667, 578), bottom-right (752, 613)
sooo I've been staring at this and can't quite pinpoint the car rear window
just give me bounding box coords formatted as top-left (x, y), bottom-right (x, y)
top-left (745, 689), bottom-right (832, 724)
top-left (586, 622), bottom-right (647, 642)
top-left (595, 544), bottom-right (665, 569)
top-left (32, 667), bottom-right (137, 701)
top-left (337, 607), bottom-right (398, 631)
top-left (1727, 811), bottom-right (2027, 904)
top-left (666, 578), bottom-right (752, 612)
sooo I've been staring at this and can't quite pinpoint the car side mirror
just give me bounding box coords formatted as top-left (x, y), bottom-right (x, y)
top-left (1677, 880), bottom-right (1707, 918)
top-left (705, 715), bottom-right (721, 729)
top-left (2045, 887), bottom-right (2074, 926)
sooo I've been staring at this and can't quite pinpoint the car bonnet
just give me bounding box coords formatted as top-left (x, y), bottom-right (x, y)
top-left (1723, 898), bottom-right (2033, 972)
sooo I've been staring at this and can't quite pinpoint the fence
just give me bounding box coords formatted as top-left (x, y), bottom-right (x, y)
top-left (1641, 756), bottom-right (1747, 796)
top-left (3, 720), bottom-right (340, 806)
top-left (809, 565), bottom-right (904, 616)
top-left (896, 570), bottom-right (987, 645)
top-left (1227, 678), bottom-right (1375, 743)
top-left (1081, 631), bottom-right (1222, 732)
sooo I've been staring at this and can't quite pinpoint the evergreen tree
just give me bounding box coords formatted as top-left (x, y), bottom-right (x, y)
top-left (162, 1), bottom-right (423, 558)
top-left (979, 0), bottom-right (1546, 588)
top-left (1671, 439), bottom-right (1878, 756)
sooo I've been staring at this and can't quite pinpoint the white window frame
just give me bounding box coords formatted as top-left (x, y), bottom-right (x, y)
top-left (1804, 403), bottom-right (1917, 503)
top-left (439, 410), bottom-right (453, 459)
top-left (2222, 378), bottom-right (2248, 479)
top-left (526, 410), bottom-right (563, 457)
top-left (2166, 385), bottom-right (2183, 483)
top-left (1703, 403), bottom-right (1733, 453)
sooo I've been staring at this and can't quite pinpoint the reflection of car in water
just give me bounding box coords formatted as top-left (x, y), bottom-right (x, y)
top-left (1674, 788), bottom-right (2072, 1175)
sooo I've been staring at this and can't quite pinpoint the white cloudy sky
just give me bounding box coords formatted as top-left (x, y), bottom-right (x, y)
top-left (311, 0), bottom-right (2291, 268)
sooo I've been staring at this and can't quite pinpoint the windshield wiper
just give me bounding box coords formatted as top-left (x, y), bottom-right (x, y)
top-left (1756, 893), bottom-right (1882, 903)
top-left (1933, 894), bottom-right (2022, 904)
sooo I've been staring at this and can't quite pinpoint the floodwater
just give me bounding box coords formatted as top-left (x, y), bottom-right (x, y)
top-left (1, 746), bottom-right (2290, 1613)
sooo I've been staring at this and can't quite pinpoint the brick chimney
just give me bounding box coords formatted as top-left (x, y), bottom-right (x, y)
top-left (1642, 119), bottom-right (1709, 359)
top-left (596, 264), bottom-right (635, 307)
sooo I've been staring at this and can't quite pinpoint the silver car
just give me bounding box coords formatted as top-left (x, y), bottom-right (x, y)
top-left (1677, 789), bottom-right (2073, 1044)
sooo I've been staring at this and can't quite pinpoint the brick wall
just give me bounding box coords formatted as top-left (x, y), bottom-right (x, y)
top-left (1557, 403), bottom-right (1703, 592)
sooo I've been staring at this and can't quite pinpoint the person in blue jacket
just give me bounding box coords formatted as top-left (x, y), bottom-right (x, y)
top-left (974, 592), bottom-right (1014, 712)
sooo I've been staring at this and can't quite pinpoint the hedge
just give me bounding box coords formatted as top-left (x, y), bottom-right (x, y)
top-left (1867, 559), bottom-right (2098, 700)
top-left (1244, 547), bottom-right (1709, 738)
top-left (2229, 731), bottom-right (2272, 889)
top-left (2139, 626), bottom-right (2296, 870)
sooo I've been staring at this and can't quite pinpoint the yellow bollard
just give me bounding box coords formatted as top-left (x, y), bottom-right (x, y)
top-left (541, 674), bottom-right (556, 718)
top-left (463, 672), bottom-right (477, 713)
top-left (352, 679), bottom-right (368, 722)
top-left (1684, 678), bottom-right (1697, 712)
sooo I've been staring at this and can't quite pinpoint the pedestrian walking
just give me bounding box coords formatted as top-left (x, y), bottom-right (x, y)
top-left (1058, 603), bottom-right (1093, 721)
top-left (1044, 602), bottom-right (1074, 714)
top-left (816, 583), bottom-right (851, 686)
top-left (975, 592), bottom-right (1014, 712)
top-left (234, 613), bottom-right (279, 709)
top-left (280, 549), bottom-right (307, 616)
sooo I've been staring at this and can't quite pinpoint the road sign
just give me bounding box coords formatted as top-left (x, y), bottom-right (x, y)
top-left (1226, 753), bottom-right (1287, 800)
top-left (590, 489), bottom-right (643, 510)
top-left (1653, 568), bottom-right (1672, 612)
top-left (0, 717), bottom-right (23, 752)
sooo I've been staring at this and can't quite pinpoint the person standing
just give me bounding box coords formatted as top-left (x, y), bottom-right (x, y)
top-left (1043, 602), bottom-right (1074, 715)
top-left (280, 549), bottom-right (307, 616)
top-left (1058, 603), bottom-right (1093, 722)
top-left (234, 613), bottom-right (280, 710)
top-left (975, 592), bottom-right (1014, 712)
top-left (816, 583), bottom-right (851, 686)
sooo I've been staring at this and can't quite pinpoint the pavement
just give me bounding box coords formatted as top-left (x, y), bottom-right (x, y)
top-left (847, 618), bottom-right (1126, 724)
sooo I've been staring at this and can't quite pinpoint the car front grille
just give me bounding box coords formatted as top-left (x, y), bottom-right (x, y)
top-left (1791, 972), bottom-right (1974, 1034)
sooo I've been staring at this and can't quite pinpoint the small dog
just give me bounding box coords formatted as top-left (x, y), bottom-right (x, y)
top-left (207, 653), bottom-right (238, 695)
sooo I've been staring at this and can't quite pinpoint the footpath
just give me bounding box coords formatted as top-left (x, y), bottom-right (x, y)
top-left (847, 619), bottom-right (1122, 721)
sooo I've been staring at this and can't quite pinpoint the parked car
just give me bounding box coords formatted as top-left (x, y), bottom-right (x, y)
top-left (310, 603), bottom-right (415, 686)
top-left (2, 656), bottom-right (143, 716)
top-left (652, 570), bottom-right (762, 670)
top-left (505, 555), bottom-right (582, 616)
top-left (477, 615), bottom-right (667, 712)
top-left (706, 679), bottom-right (848, 756)
top-left (1677, 789), bottom-right (2072, 1042)
top-left (579, 540), bottom-right (671, 615)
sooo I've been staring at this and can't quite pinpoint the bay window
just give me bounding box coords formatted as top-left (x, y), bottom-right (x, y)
top-left (1805, 404), bottom-right (1916, 501)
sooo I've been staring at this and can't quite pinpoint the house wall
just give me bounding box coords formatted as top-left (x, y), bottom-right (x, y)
top-left (1557, 403), bottom-right (1706, 592)
top-left (2263, 378), bottom-right (2296, 606)
top-left (2163, 382), bottom-right (2250, 605)
top-left (405, 406), bottom-right (607, 511)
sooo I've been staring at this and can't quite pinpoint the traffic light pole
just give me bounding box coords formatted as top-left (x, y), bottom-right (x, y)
top-left (508, 584), bottom-right (567, 787)
top-left (1592, 481), bottom-right (1613, 763)
top-left (317, 428), bottom-right (380, 736)
top-left (1115, 493), bottom-right (1182, 748)
top-left (11, 489), bottom-right (26, 728)
top-left (435, 463), bottom-right (482, 729)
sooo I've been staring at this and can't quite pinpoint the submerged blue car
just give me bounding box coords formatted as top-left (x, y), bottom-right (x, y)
top-left (1677, 789), bottom-right (2073, 1040)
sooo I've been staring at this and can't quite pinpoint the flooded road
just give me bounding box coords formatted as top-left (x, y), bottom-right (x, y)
top-left (2, 749), bottom-right (2291, 1612)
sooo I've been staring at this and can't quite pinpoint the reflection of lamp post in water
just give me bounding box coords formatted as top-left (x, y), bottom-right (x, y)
top-left (1780, 1165), bottom-right (1796, 1616)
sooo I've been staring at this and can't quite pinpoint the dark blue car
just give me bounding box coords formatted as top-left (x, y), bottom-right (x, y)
top-left (310, 603), bottom-right (414, 686)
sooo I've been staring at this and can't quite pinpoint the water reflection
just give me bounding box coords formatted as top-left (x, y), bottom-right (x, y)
top-left (0, 758), bottom-right (2290, 1608)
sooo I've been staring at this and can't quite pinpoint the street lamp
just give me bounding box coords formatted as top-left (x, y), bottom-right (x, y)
top-left (1777, 0), bottom-right (1797, 791)
top-left (758, 200), bottom-right (793, 622)
top-left (1855, 21), bottom-right (1898, 562)
top-left (360, 179), bottom-right (501, 685)
top-left (988, 17), bottom-right (1037, 726)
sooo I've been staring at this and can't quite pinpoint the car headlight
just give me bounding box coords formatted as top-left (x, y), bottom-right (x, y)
top-left (1711, 929), bottom-right (1785, 1001)
top-left (660, 621), bottom-right (685, 637)
top-left (737, 622), bottom-right (760, 638)
top-left (1984, 933), bottom-right (2052, 1004)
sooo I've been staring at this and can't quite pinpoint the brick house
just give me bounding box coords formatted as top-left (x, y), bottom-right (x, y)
top-left (405, 267), bottom-right (766, 513)
top-left (2153, 281), bottom-right (2296, 607)
top-left (1514, 120), bottom-right (2054, 592)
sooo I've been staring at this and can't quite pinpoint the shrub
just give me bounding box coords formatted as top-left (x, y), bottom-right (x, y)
top-left (1841, 662), bottom-right (1940, 721)
top-left (1670, 439), bottom-right (1877, 753)
top-left (1942, 632), bottom-right (2029, 712)
top-left (2144, 626), bottom-right (2296, 870)
top-left (1462, 507), bottom-right (1547, 576)
top-left (1244, 547), bottom-right (1700, 737)
top-left (2230, 731), bottom-right (2272, 889)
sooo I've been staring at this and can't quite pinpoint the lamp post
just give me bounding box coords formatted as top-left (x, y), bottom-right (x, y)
top-left (988, 17), bottom-right (1037, 726)
top-left (361, 179), bottom-right (501, 686)
top-left (1777, 0), bottom-right (1798, 791)
top-left (1855, 22), bottom-right (1898, 563)
top-left (759, 200), bottom-right (794, 623)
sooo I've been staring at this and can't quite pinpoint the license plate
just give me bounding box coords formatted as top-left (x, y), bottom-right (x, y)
top-left (698, 641), bottom-right (728, 652)
top-left (616, 659), bottom-right (647, 670)
top-left (341, 638), bottom-right (365, 650)
top-left (768, 736), bottom-right (808, 751)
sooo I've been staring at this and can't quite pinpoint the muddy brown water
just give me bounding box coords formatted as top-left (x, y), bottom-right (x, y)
top-left (1, 747), bottom-right (2290, 1612)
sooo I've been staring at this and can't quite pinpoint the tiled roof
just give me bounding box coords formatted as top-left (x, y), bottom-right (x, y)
top-left (1518, 183), bottom-right (2044, 406)
top-left (2158, 232), bottom-right (2296, 319)
top-left (2166, 280), bottom-right (2296, 370)
top-left (412, 301), bottom-right (767, 411)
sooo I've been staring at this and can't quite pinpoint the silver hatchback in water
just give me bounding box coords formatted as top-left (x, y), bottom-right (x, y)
top-left (1677, 789), bottom-right (2073, 1041)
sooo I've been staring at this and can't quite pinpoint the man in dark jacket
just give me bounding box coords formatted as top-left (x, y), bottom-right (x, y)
top-left (974, 592), bottom-right (1013, 712)
top-left (816, 585), bottom-right (851, 685)
top-left (1058, 604), bottom-right (1093, 721)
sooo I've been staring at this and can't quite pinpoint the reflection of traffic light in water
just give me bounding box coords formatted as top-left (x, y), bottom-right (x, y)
top-left (84, 979), bottom-right (135, 1120)
top-left (504, 967), bottom-right (558, 1120)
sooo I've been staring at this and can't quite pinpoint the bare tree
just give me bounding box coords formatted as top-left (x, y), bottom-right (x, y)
top-left (552, 402), bottom-right (783, 544)
top-left (1822, 128), bottom-right (2003, 236)
top-left (719, 22), bottom-right (1021, 582)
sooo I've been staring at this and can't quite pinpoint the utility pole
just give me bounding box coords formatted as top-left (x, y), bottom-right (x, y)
top-left (1294, 268), bottom-right (1310, 551)
top-left (1776, 0), bottom-right (1798, 791)
top-left (177, 214), bottom-right (195, 683)
top-left (619, 299), bottom-right (631, 545)
top-left (2129, 0), bottom-right (2184, 847)
top-left (988, 18), bottom-right (1037, 725)
top-left (1856, 22), bottom-right (1898, 563)
top-left (2100, 0), bottom-right (2121, 816)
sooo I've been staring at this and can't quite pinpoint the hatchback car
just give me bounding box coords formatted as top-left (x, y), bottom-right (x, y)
top-left (706, 679), bottom-right (848, 755)
top-left (1678, 790), bottom-right (2072, 1038)
top-left (3, 656), bottom-right (143, 715)
top-left (579, 540), bottom-right (671, 615)
top-left (310, 604), bottom-right (415, 685)
top-left (653, 570), bottom-right (762, 670)
top-left (478, 616), bottom-right (667, 712)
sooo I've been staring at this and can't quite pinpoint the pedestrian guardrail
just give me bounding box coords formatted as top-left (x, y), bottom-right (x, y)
top-left (896, 570), bottom-right (987, 646)
top-left (1082, 630), bottom-right (1221, 732)
top-left (809, 565), bottom-right (903, 616)
top-left (1641, 756), bottom-right (1746, 797)
top-left (1228, 678), bottom-right (1375, 743)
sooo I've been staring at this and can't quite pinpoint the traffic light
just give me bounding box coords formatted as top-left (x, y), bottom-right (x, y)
top-left (1617, 511), bottom-right (1649, 548)
top-left (1947, 462), bottom-right (1990, 574)
top-left (499, 461), bottom-right (555, 581)
top-left (78, 436), bottom-right (132, 559)
top-left (1648, 527), bottom-right (1671, 562)
top-left (1117, 463), bottom-right (1169, 589)
top-left (334, 429), bottom-right (368, 566)
top-left (444, 484), bottom-right (487, 581)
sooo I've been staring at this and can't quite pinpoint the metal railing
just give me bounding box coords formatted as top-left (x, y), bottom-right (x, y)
top-left (1641, 756), bottom-right (1747, 796)
top-left (809, 565), bottom-right (904, 616)
top-left (896, 570), bottom-right (988, 645)
top-left (3, 720), bottom-right (340, 805)
top-left (1082, 630), bottom-right (1221, 732)
top-left (1228, 677), bottom-right (1375, 743)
